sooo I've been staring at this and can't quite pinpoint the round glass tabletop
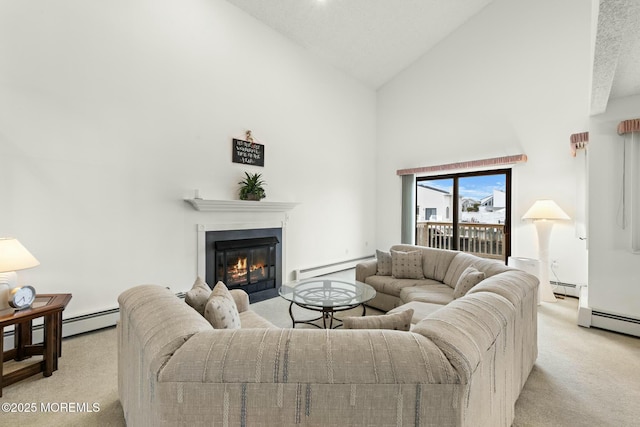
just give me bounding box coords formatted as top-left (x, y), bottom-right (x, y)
top-left (279, 278), bottom-right (376, 309)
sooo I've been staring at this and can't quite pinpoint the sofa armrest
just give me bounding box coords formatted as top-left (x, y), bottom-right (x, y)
top-left (356, 259), bottom-right (378, 282)
top-left (229, 289), bottom-right (250, 313)
top-left (412, 291), bottom-right (515, 383)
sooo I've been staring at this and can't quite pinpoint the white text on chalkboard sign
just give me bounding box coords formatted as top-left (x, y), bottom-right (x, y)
top-left (232, 138), bottom-right (264, 167)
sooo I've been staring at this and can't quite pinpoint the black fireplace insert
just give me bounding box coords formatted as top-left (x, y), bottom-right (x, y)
top-left (206, 228), bottom-right (282, 302)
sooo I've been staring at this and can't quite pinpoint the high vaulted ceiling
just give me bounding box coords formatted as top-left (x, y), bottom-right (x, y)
top-left (225, 0), bottom-right (495, 89)
top-left (226, 0), bottom-right (640, 114)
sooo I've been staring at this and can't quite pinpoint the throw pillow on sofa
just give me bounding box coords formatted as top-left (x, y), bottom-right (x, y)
top-left (203, 281), bottom-right (241, 329)
top-left (376, 249), bottom-right (392, 276)
top-left (185, 276), bottom-right (211, 315)
top-left (453, 266), bottom-right (486, 299)
top-left (391, 250), bottom-right (425, 279)
top-left (343, 308), bottom-right (414, 331)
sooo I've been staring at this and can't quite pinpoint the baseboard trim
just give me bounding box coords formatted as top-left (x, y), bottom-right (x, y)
top-left (295, 255), bottom-right (375, 280)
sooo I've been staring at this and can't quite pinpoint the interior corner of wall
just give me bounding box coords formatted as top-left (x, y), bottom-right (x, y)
top-left (577, 285), bottom-right (592, 327)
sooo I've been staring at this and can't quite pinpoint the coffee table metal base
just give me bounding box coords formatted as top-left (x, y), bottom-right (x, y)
top-left (288, 301), bottom-right (367, 329)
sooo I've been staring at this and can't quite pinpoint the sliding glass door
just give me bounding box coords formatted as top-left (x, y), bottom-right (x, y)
top-left (416, 169), bottom-right (511, 262)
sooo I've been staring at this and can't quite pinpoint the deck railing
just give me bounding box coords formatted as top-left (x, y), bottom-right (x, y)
top-left (416, 221), bottom-right (505, 260)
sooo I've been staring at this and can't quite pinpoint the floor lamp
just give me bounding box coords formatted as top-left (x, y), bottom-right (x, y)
top-left (522, 200), bottom-right (570, 303)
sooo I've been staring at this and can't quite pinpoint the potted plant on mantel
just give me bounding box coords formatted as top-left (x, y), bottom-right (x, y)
top-left (238, 172), bottom-right (266, 201)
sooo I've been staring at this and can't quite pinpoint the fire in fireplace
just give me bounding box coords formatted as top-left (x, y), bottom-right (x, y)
top-left (215, 237), bottom-right (278, 287)
top-left (206, 228), bottom-right (282, 302)
top-left (227, 256), bottom-right (263, 285)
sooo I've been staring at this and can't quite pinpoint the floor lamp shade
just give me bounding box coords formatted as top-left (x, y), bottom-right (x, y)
top-left (522, 200), bottom-right (570, 303)
top-left (0, 238), bottom-right (40, 313)
top-left (522, 200), bottom-right (571, 222)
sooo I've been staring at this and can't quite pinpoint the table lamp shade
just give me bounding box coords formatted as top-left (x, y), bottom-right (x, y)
top-left (522, 199), bottom-right (570, 221)
top-left (0, 238), bottom-right (40, 273)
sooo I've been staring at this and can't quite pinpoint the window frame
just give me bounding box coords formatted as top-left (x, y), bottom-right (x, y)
top-left (415, 168), bottom-right (512, 263)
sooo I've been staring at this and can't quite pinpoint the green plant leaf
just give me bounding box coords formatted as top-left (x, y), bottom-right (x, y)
top-left (238, 172), bottom-right (266, 200)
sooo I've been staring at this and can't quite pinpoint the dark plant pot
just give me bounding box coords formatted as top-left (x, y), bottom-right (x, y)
top-left (245, 193), bottom-right (261, 201)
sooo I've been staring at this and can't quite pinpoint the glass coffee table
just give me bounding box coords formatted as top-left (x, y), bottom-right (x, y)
top-left (279, 278), bottom-right (376, 329)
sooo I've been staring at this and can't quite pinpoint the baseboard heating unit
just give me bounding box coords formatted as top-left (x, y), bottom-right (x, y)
top-left (591, 310), bottom-right (640, 337)
top-left (578, 287), bottom-right (640, 337)
top-left (550, 280), bottom-right (581, 298)
top-left (294, 255), bottom-right (375, 280)
top-left (2, 292), bottom-right (188, 349)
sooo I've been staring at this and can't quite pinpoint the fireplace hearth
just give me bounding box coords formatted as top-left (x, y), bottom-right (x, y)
top-left (205, 228), bottom-right (282, 302)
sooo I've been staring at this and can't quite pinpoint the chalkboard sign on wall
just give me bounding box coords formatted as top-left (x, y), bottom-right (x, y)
top-left (232, 138), bottom-right (264, 167)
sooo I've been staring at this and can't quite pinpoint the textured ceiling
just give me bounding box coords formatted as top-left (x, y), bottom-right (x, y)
top-left (226, 0), bottom-right (640, 112)
top-left (225, 0), bottom-right (495, 88)
top-left (591, 0), bottom-right (640, 114)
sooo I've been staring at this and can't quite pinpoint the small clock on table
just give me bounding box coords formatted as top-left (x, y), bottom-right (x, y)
top-left (8, 285), bottom-right (36, 310)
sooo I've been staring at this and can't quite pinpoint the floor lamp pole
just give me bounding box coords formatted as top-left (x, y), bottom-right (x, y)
top-left (534, 219), bottom-right (557, 303)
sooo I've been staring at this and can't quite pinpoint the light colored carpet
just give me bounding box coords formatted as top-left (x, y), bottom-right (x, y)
top-left (513, 297), bottom-right (640, 426)
top-left (2, 280), bottom-right (639, 426)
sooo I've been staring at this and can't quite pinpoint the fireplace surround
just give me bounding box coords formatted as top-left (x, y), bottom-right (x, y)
top-left (190, 199), bottom-right (297, 303)
top-left (205, 228), bottom-right (282, 302)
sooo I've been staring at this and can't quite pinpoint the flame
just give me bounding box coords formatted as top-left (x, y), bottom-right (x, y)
top-left (228, 257), bottom-right (268, 283)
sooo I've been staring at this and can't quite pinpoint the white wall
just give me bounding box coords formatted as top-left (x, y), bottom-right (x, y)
top-left (376, 0), bottom-right (591, 286)
top-left (417, 186), bottom-right (451, 221)
top-left (0, 0), bottom-right (376, 318)
top-left (588, 94), bottom-right (640, 319)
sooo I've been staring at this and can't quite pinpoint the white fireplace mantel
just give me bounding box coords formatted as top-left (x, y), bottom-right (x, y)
top-left (185, 199), bottom-right (299, 213)
top-left (192, 199), bottom-right (297, 281)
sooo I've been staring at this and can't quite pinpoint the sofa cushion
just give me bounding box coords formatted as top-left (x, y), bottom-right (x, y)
top-left (388, 301), bottom-right (444, 325)
top-left (421, 248), bottom-right (459, 282)
top-left (238, 310), bottom-right (278, 328)
top-left (442, 252), bottom-right (478, 288)
top-left (391, 245), bottom-right (458, 282)
top-left (365, 276), bottom-right (440, 297)
top-left (343, 308), bottom-right (413, 331)
top-left (185, 276), bottom-right (211, 315)
top-left (159, 326), bottom-right (458, 386)
top-left (453, 266), bottom-right (486, 299)
top-left (400, 283), bottom-right (455, 305)
top-left (203, 282), bottom-right (241, 329)
top-left (472, 257), bottom-right (513, 280)
top-left (468, 270), bottom-right (538, 306)
top-left (375, 249), bottom-right (392, 276)
top-left (229, 289), bottom-right (250, 313)
top-left (443, 252), bottom-right (513, 288)
top-left (391, 249), bottom-right (424, 279)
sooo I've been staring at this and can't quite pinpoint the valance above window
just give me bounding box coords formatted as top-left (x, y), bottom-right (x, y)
top-left (617, 118), bottom-right (640, 135)
top-left (570, 132), bottom-right (589, 157)
top-left (396, 154), bottom-right (527, 176)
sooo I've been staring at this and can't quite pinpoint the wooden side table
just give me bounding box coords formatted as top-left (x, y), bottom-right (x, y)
top-left (0, 293), bottom-right (72, 397)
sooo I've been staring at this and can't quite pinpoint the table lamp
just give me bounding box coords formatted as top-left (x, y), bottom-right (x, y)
top-left (0, 238), bottom-right (40, 314)
top-left (522, 200), bottom-right (570, 302)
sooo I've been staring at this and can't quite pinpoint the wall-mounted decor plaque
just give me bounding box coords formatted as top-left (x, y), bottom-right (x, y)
top-left (232, 138), bottom-right (264, 167)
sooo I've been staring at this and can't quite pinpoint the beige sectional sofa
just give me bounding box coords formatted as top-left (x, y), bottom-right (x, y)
top-left (357, 244), bottom-right (532, 316)
top-left (118, 246), bottom-right (538, 427)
